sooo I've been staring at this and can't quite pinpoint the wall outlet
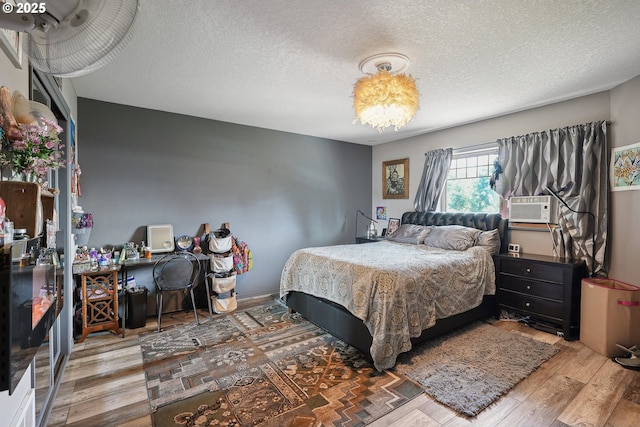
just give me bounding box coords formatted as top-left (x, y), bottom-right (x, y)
top-left (508, 243), bottom-right (521, 253)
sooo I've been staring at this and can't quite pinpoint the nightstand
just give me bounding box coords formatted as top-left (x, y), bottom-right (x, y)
top-left (494, 253), bottom-right (587, 340)
top-left (355, 236), bottom-right (386, 244)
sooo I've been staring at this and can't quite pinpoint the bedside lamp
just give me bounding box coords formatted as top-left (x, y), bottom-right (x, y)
top-left (355, 209), bottom-right (378, 240)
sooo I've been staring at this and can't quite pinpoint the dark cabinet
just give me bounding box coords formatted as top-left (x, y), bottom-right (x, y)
top-left (355, 236), bottom-right (385, 244)
top-left (494, 253), bottom-right (587, 340)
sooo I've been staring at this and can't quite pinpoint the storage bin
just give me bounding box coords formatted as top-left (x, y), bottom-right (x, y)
top-left (580, 278), bottom-right (640, 357)
top-left (210, 253), bottom-right (233, 273)
top-left (208, 229), bottom-right (232, 253)
top-left (208, 272), bottom-right (236, 294)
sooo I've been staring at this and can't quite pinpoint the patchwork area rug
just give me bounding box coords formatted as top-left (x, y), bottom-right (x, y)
top-left (139, 303), bottom-right (423, 427)
top-left (395, 322), bottom-right (559, 417)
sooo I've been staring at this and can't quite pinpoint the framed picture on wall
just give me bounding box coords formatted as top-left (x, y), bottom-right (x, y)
top-left (611, 142), bottom-right (640, 191)
top-left (382, 158), bottom-right (409, 199)
top-left (388, 218), bottom-right (400, 235)
top-left (0, 2), bottom-right (23, 69)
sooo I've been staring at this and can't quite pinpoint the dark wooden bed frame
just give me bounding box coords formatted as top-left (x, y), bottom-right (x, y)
top-left (284, 211), bottom-right (508, 361)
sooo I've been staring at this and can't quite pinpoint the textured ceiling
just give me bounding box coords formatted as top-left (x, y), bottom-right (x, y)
top-left (70, 0), bottom-right (640, 145)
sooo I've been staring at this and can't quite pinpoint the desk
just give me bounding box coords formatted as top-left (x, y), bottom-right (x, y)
top-left (120, 253), bottom-right (209, 290)
top-left (76, 267), bottom-right (123, 343)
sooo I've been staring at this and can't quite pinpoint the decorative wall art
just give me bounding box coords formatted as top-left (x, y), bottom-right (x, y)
top-left (382, 158), bottom-right (409, 199)
top-left (388, 218), bottom-right (400, 234)
top-left (611, 142), bottom-right (640, 191)
top-left (376, 206), bottom-right (387, 220)
top-left (0, 2), bottom-right (23, 69)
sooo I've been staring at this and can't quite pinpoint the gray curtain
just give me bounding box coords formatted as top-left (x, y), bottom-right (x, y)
top-left (414, 148), bottom-right (453, 212)
top-left (493, 121), bottom-right (608, 276)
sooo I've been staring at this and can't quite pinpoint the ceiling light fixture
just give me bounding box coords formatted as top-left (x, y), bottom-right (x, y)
top-left (353, 53), bottom-right (419, 132)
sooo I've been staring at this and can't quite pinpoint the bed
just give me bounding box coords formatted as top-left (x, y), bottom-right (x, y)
top-left (280, 211), bottom-right (508, 371)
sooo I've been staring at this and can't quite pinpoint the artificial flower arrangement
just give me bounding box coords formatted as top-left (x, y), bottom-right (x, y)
top-left (0, 86), bottom-right (65, 185)
top-left (72, 212), bottom-right (93, 230)
top-left (0, 119), bottom-right (65, 183)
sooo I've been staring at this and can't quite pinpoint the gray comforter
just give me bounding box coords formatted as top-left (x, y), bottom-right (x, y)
top-left (280, 241), bottom-right (496, 370)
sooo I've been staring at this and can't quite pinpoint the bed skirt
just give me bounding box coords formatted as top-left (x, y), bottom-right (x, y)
top-left (284, 290), bottom-right (498, 362)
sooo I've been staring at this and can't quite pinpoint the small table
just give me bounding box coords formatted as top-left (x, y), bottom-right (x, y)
top-left (356, 236), bottom-right (386, 244)
top-left (76, 266), bottom-right (123, 343)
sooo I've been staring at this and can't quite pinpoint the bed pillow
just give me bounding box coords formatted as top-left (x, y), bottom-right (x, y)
top-left (385, 224), bottom-right (432, 244)
top-left (475, 228), bottom-right (501, 255)
top-left (422, 225), bottom-right (482, 251)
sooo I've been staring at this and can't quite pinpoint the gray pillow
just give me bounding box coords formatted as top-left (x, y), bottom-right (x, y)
top-left (386, 224), bottom-right (432, 244)
top-left (422, 225), bottom-right (481, 251)
top-left (476, 229), bottom-right (501, 255)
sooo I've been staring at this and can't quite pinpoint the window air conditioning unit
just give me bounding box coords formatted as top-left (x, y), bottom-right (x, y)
top-left (508, 195), bottom-right (557, 223)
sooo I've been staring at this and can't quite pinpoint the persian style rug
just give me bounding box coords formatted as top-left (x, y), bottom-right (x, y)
top-left (139, 303), bottom-right (423, 427)
top-left (395, 322), bottom-right (559, 417)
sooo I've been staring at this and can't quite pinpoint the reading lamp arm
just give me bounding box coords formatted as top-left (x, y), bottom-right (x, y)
top-left (544, 185), bottom-right (597, 277)
top-left (356, 210), bottom-right (378, 223)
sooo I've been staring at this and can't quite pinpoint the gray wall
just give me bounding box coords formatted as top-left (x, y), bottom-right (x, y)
top-left (609, 74), bottom-right (640, 285)
top-left (77, 98), bottom-right (372, 298)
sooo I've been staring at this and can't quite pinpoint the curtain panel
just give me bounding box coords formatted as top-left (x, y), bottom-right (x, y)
top-left (493, 121), bottom-right (608, 276)
top-left (414, 148), bottom-right (453, 212)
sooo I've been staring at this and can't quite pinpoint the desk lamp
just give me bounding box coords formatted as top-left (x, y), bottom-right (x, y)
top-left (355, 209), bottom-right (378, 240)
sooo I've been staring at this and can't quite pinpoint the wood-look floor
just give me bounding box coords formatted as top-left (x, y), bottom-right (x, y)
top-left (48, 296), bottom-right (640, 427)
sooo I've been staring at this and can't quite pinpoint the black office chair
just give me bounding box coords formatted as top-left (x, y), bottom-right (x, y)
top-left (153, 251), bottom-right (201, 332)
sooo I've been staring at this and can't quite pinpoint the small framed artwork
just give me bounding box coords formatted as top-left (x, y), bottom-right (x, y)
top-left (0, 3), bottom-right (23, 69)
top-left (382, 158), bottom-right (409, 199)
top-left (611, 142), bottom-right (640, 191)
top-left (376, 206), bottom-right (387, 220)
top-left (388, 218), bottom-right (400, 235)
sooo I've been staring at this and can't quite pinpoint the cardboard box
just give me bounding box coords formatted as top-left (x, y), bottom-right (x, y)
top-left (580, 278), bottom-right (640, 357)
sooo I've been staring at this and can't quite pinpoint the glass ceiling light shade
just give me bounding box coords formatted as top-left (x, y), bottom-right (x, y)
top-left (353, 53), bottom-right (419, 132)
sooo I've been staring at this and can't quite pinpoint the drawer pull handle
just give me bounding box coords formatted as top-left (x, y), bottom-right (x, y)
top-left (526, 285), bottom-right (532, 290)
top-left (525, 302), bottom-right (531, 307)
top-left (525, 268), bottom-right (531, 274)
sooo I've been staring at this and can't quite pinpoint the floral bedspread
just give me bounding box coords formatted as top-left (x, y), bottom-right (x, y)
top-left (280, 241), bottom-right (496, 370)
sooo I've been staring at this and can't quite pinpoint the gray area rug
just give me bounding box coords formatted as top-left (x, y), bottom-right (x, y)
top-left (395, 322), bottom-right (559, 417)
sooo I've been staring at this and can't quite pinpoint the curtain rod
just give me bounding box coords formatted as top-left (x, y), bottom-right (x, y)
top-left (489, 120), bottom-right (612, 145)
top-left (424, 142), bottom-right (496, 156)
top-left (424, 141), bottom-right (498, 156)
top-left (424, 120), bottom-right (613, 156)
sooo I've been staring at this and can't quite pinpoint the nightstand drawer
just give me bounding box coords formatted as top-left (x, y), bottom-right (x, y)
top-left (501, 258), bottom-right (564, 283)
top-left (501, 290), bottom-right (563, 320)
top-left (499, 275), bottom-right (563, 301)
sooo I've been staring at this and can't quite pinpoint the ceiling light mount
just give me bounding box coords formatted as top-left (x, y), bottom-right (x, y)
top-left (353, 52), bottom-right (419, 132)
top-left (358, 53), bottom-right (410, 75)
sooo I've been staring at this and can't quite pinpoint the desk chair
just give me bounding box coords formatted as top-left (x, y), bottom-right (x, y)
top-left (153, 251), bottom-right (201, 332)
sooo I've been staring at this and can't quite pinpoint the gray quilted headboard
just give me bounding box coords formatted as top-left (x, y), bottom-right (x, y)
top-left (400, 211), bottom-right (508, 254)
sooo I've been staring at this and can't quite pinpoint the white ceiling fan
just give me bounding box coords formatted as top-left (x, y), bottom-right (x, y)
top-left (0, 0), bottom-right (139, 77)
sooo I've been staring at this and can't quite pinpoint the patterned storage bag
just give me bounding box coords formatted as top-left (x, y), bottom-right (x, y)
top-left (232, 237), bottom-right (253, 274)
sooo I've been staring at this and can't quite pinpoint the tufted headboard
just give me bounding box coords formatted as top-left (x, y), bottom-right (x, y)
top-left (400, 211), bottom-right (509, 254)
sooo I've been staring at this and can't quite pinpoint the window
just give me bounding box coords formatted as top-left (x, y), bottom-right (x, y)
top-left (442, 144), bottom-right (502, 213)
